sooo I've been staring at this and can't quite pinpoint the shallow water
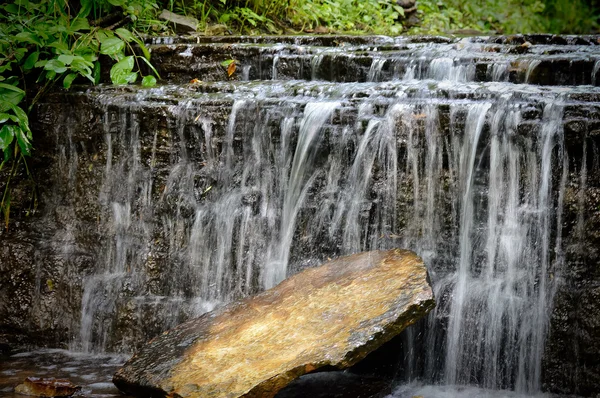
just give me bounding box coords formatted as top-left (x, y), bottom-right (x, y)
top-left (0, 350), bottom-right (132, 398)
top-left (0, 350), bottom-right (582, 398)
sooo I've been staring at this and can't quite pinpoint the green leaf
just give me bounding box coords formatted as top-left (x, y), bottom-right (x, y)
top-left (57, 54), bottom-right (75, 65)
top-left (0, 90), bottom-right (25, 113)
top-left (44, 59), bottom-right (67, 74)
top-left (10, 105), bottom-right (31, 139)
top-left (63, 73), bottom-right (78, 89)
top-left (115, 28), bottom-right (135, 42)
top-left (47, 40), bottom-right (68, 52)
top-left (93, 61), bottom-right (101, 85)
top-left (45, 70), bottom-right (57, 80)
top-left (4, 4), bottom-right (20, 13)
top-left (15, 126), bottom-right (31, 156)
top-left (133, 38), bottom-right (151, 60)
top-left (23, 51), bottom-right (39, 70)
top-left (0, 83), bottom-right (25, 94)
top-left (0, 125), bottom-right (16, 151)
top-left (77, 0), bottom-right (93, 18)
top-left (10, 105), bottom-right (28, 125)
top-left (0, 113), bottom-right (11, 124)
top-left (109, 56), bottom-right (135, 85)
top-left (139, 56), bottom-right (160, 79)
top-left (13, 48), bottom-right (27, 62)
top-left (70, 17), bottom-right (90, 32)
top-left (100, 37), bottom-right (125, 56)
top-left (142, 75), bottom-right (157, 87)
top-left (15, 31), bottom-right (41, 46)
top-left (221, 59), bottom-right (235, 67)
top-left (393, 5), bottom-right (405, 16)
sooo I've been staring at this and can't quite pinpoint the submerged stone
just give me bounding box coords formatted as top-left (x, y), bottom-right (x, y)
top-left (14, 377), bottom-right (80, 397)
top-left (113, 249), bottom-right (434, 398)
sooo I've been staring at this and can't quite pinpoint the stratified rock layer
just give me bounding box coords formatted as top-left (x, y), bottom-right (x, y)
top-left (113, 249), bottom-right (434, 398)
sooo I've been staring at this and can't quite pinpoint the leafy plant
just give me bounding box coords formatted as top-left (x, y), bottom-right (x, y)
top-left (0, 0), bottom-right (161, 228)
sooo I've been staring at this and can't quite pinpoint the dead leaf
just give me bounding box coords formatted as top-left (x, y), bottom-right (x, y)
top-left (227, 61), bottom-right (236, 77)
top-left (190, 78), bottom-right (202, 84)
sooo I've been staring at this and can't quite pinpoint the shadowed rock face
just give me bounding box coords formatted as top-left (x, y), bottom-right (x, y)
top-left (113, 249), bottom-right (434, 398)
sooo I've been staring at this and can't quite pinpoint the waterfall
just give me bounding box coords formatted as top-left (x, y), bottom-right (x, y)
top-left (72, 85), bottom-right (570, 391)
top-left (264, 101), bottom-right (340, 288)
top-left (17, 35), bottom-right (594, 395)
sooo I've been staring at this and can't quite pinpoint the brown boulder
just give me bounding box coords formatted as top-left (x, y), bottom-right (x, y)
top-left (113, 249), bottom-right (434, 398)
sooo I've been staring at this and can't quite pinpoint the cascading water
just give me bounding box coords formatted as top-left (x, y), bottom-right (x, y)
top-left (5, 34), bottom-right (599, 398)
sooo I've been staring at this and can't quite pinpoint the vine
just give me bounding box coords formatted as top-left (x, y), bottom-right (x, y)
top-left (0, 0), bottom-right (160, 228)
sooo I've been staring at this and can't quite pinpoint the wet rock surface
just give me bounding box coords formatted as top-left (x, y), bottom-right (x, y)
top-left (113, 249), bottom-right (434, 398)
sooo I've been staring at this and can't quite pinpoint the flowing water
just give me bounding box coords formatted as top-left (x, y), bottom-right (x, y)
top-left (3, 35), bottom-right (600, 397)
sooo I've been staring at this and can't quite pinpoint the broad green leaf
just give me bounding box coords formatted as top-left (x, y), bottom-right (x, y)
top-left (47, 41), bottom-right (68, 52)
top-left (15, 31), bottom-right (41, 46)
top-left (393, 5), bottom-right (405, 16)
top-left (142, 75), bottom-right (157, 87)
top-left (4, 4), bottom-right (21, 14)
top-left (15, 126), bottom-right (31, 155)
top-left (10, 105), bottom-right (31, 139)
top-left (115, 28), bottom-right (135, 42)
top-left (45, 70), bottom-right (57, 80)
top-left (0, 113), bottom-right (10, 124)
top-left (57, 54), bottom-right (75, 65)
top-left (109, 56), bottom-right (135, 85)
top-left (63, 73), bottom-right (78, 89)
top-left (23, 51), bottom-right (39, 70)
top-left (0, 91), bottom-right (25, 112)
top-left (34, 59), bottom-right (47, 68)
top-left (0, 125), bottom-right (16, 151)
top-left (44, 59), bottom-right (67, 73)
top-left (0, 63), bottom-right (13, 74)
top-left (70, 17), bottom-right (90, 32)
top-left (13, 48), bottom-right (27, 62)
top-left (124, 71), bottom-right (138, 84)
top-left (0, 83), bottom-right (25, 94)
top-left (76, 50), bottom-right (98, 63)
top-left (221, 59), bottom-right (235, 67)
top-left (108, 0), bottom-right (125, 6)
top-left (10, 105), bottom-right (28, 124)
top-left (100, 37), bottom-right (125, 56)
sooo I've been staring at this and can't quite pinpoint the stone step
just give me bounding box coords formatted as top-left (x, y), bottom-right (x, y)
top-left (144, 35), bottom-right (600, 86)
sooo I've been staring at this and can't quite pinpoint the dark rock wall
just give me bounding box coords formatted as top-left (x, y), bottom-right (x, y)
top-left (542, 131), bottom-right (600, 396)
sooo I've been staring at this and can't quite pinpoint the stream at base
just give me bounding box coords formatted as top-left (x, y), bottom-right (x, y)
top-left (0, 350), bottom-right (581, 398)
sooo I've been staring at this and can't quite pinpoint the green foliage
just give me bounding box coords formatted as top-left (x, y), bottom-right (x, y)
top-left (286, 0), bottom-right (404, 34)
top-left (0, 0), bottom-right (161, 227)
top-left (165, 0), bottom-right (597, 35)
top-left (411, 0), bottom-right (598, 34)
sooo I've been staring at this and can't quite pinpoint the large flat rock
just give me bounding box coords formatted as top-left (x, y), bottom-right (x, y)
top-left (113, 249), bottom-right (434, 398)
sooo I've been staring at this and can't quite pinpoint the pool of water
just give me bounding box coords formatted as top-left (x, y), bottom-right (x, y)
top-left (0, 350), bottom-right (580, 398)
top-left (0, 349), bottom-right (132, 398)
